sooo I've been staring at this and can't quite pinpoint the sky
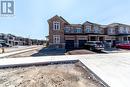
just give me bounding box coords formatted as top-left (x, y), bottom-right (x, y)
top-left (0, 0), bottom-right (130, 40)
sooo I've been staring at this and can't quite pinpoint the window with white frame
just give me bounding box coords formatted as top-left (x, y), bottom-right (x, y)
top-left (53, 35), bottom-right (60, 44)
top-left (94, 26), bottom-right (100, 33)
top-left (85, 26), bottom-right (91, 33)
top-left (119, 26), bottom-right (124, 33)
top-left (75, 28), bottom-right (82, 33)
top-left (53, 21), bottom-right (60, 30)
top-left (71, 29), bottom-right (74, 33)
top-left (124, 27), bottom-right (129, 34)
top-left (64, 27), bottom-right (70, 33)
top-left (108, 28), bottom-right (114, 34)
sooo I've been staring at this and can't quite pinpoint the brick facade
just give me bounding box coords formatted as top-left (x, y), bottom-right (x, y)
top-left (48, 15), bottom-right (130, 49)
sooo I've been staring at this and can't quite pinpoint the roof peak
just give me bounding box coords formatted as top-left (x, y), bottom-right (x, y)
top-left (48, 15), bottom-right (69, 24)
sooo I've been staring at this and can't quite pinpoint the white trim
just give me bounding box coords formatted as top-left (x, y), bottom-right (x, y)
top-left (53, 21), bottom-right (60, 30)
top-left (119, 26), bottom-right (124, 33)
top-left (53, 35), bottom-right (60, 44)
top-left (85, 26), bottom-right (91, 33)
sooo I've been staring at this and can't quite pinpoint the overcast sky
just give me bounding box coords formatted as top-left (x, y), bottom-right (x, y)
top-left (0, 0), bottom-right (130, 39)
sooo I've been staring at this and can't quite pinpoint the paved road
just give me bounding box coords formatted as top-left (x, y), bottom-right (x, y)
top-left (31, 48), bottom-right (66, 56)
top-left (0, 45), bottom-right (40, 53)
top-left (0, 45), bottom-right (43, 58)
top-left (67, 48), bottom-right (130, 55)
top-left (66, 49), bottom-right (96, 55)
top-left (103, 48), bottom-right (130, 53)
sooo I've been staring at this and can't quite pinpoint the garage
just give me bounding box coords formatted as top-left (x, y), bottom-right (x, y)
top-left (79, 40), bottom-right (87, 48)
top-left (99, 37), bottom-right (104, 41)
top-left (65, 40), bottom-right (74, 50)
top-left (90, 36), bottom-right (96, 41)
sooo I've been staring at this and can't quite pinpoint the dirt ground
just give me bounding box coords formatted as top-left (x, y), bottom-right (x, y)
top-left (0, 63), bottom-right (105, 87)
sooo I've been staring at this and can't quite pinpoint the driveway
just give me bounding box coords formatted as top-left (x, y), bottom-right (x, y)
top-left (32, 48), bottom-right (66, 56)
top-left (103, 48), bottom-right (130, 53)
top-left (66, 49), bottom-right (96, 55)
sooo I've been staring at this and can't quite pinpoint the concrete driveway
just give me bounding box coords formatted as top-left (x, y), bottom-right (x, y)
top-left (66, 49), bottom-right (96, 55)
top-left (79, 53), bottom-right (130, 87)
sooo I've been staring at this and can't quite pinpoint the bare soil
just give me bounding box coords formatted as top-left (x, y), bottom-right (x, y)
top-left (0, 63), bottom-right (105, 87)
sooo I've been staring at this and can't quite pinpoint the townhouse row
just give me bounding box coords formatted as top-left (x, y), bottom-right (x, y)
top-left (48, 15), bottom-right (130, 49)
top-left (0, 33), bottom-right (44, 46)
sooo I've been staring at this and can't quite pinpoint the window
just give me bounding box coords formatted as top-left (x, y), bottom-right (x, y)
top-left (64, 27), bottom-right (70, 33)
top-left (119, 27), bottom-right (124, 33)
top-left (53, 35), bottom-right (60, 44)
top-left (94, 26), bottom-right (100, 33)
top-left (124, 27), bottom-right (129, 34)
top-left (71, 29), bottom-right (74, 33)
top-left (108, 28), bottom-right (114, 34)
top-left (74, 28), bottom-right (82, 33)
top-left (53, 21), bottom-right (60, 30)
top-left (85, 26), bottom-right (91, 33)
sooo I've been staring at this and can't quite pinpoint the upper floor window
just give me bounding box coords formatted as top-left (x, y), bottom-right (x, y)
top-left (85, 26), bottom-right (91, 33)
top-left (108, 28), bottom-right (115, 34)
top-left (53, 21), bottom-right (60, 30)
top-left (94, 26), bottom-right (100, 33)
top-left (71, 29), bottom-right (74, 33)
top-left (119, 26), bottom-right (124, 33)
top-left (124, 27), bottom-right (129, 34)
top-left (74, 28), bottom-right (82, 33)
top-left (64, 27), bottom-right (70, 33)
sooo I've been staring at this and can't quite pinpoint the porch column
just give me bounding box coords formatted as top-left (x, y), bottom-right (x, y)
top-left (97, 36), bottom-right (99, 41)
top-left (121, 36), bottom-right (123, 41)
top-left (88, 35), bottom-right (90, 41)
top-left (75, 35), bottom-right (78, 48)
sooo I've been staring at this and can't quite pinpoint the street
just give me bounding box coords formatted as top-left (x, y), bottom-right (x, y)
top-left (0, 45), bottom-right (44, 58)
top-left (1, 46), bottom-right (130, 58)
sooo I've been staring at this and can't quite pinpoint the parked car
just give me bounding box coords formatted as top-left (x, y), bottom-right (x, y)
top-left (84, 41), bottom-right (104, 51)
top-left (0, 43), bottom-right (10, 47)
top-left (116, 43), bottom-right (130, 49)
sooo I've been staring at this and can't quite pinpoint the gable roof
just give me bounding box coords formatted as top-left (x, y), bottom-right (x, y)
top-left (59, 16), bottom-right (69, 24)
top-left (83, 21), bottom-right (101, 26)
top-left (100, 25), bottom-right (107, 28)
top-left (108, 23), bottom-right (130, 27)
top-left (48, 15), bottom-right (69, 24)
